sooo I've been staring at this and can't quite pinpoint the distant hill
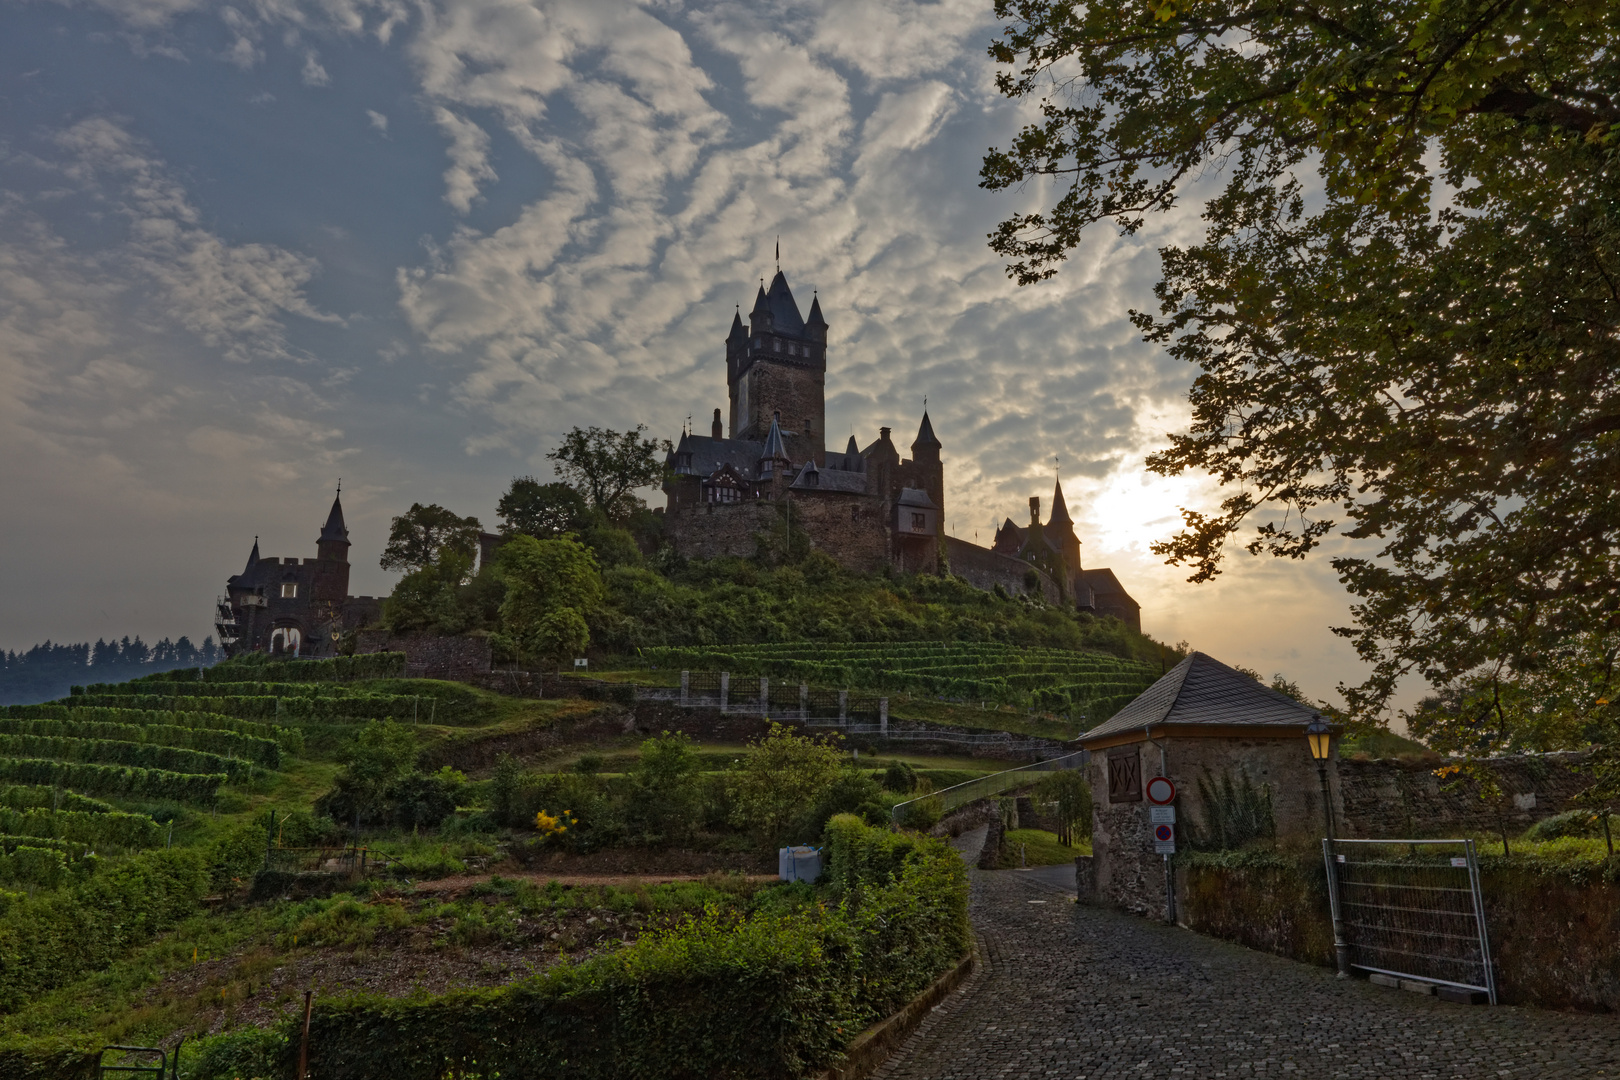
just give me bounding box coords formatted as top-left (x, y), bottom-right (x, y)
top-left (0, 636), bottom-right (220, 706)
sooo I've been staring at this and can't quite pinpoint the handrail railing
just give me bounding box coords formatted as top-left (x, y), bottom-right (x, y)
top-left (889, 750), bottom-right (1087, 824)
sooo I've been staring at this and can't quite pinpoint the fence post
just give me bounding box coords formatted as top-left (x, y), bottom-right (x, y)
top-left (879, 698), bottom-right (888, 736)
top-left (839, 689), bottom-right (848, 724)
top-left (800, 683), bottom-right (808, 722)
top-left (760, 677), bottom-right (770, 718)
top-left (720, 672), bottom-right (729, 712)
top-left (265, 809), bottom-right (275, 871)
top-left (681, 670), bottom-right (690, 708)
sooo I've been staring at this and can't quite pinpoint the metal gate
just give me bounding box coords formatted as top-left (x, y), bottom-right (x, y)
top-left (1324, 838), bottom-right (1496, 1003)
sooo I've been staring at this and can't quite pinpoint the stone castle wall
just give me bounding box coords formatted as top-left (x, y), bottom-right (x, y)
top-left (942, 536), bottom-right (1059, 603)
top-left (665, 493), bottom-right (892, 573)
top-left (738, 361), bottom-right (825, 464)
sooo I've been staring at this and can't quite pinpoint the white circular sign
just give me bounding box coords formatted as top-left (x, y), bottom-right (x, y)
top-left (1146, 776), bottom-right (1177, 805)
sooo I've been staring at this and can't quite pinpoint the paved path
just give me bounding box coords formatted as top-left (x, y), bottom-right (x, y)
top-left (877, 869), bottom-right (1620, 1079)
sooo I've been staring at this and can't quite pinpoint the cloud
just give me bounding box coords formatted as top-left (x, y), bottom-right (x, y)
top-left (301, 49), bottom-right (330, 85)
top-left (367, 109), bottom-right (389, 133)
top-left (431, 107), bottom-right (497, 213)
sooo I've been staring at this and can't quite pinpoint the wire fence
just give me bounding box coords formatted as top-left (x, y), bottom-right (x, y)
top-left (1324, 838), bottom-right (1496, 1003)
top-left (264, 846), bottom-right (389, 876)
top-left (889, 751), bottom-right (1087, 823)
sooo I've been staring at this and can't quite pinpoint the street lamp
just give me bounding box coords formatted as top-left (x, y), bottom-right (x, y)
top-left (1305, 713), bottom-right (1335, 839)
top-left (1308, 712), bottom-right (1352, 978)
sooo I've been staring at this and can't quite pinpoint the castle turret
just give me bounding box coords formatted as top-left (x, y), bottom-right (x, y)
top-left (1048, 478), bottom-right (1082, 582)
top-left (910, 410), bottom-right (943, 540)
top-left (243, 536), bottom-right (261, 574)
top-left (806, 293), bottom-right (827, 343)
top-left (759, 411), bottom-right (790, 482)
top-left (730, 269), bottom-right (826, 464)
top-left (313, 491), bottom-right (351, 603)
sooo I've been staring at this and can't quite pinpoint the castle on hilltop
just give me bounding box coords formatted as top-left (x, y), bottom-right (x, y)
top-left (662, 270), bottom-right (1141, 631)
top-left (215, 492), bottom-right (382, 657)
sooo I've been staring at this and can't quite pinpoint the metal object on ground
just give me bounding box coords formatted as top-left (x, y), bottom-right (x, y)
top-left (97, 1046), bottom-right (165, 1080)
top-left (779, 845), bottom-right (822, 882)
top-left (1324, 838), bottom-right (1496, 1005)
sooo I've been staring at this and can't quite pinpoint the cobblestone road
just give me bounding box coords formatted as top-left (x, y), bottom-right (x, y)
top-left (877, 868), bottom-right (1620, 1079)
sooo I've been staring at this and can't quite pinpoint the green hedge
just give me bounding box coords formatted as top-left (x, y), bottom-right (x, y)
top-left (69, 693), bottom-right (452, 725)
top-left (0, 734), bottom-right (250, 781)
top-left (0, 1039), bottom-right (98, 1080)
top-left (0, 785), bottom-right (114, 814)
top-left (289, 818), bottom-right (967, 1080)
top-left (0, 705), bottom-right (298, 754)
top-left (0, 847), bottom-right (210, 1012)
top-left (0, 759), bottom-right (224, 803)
top-left (0, 718), bottom-right (278, 769)
top-left (0, 807), bottom-right (161, 850)
top-left (135, 653), bottom-right (407, 684)
top-left (641, 641), bottom-right (1157, 712)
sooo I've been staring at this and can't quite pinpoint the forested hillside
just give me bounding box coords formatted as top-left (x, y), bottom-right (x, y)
top-left (0, 637), bottom-right (221, 707)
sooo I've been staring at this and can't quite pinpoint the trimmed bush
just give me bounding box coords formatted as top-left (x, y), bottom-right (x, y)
top-left (138, 653), bottom-right (408, 684)
top-left (0, 718), bottom-right (278, 768)
top-left (0, 734), bottom-right (249, 781)
top-left (0, 759), bottom-right (224, 803)
top-left (0, 786), bottom-right (114, 814)
top-left (0, 807), bottom-right (161, 850)
top-left (0, 705), bottom-right (296, 754)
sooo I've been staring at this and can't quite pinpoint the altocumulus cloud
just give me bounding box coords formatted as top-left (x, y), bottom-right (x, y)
top-left (0, 0), bottom-right (1377, 709)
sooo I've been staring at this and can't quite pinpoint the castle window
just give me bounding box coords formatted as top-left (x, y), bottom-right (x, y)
top-left (911, 512), bottom-right (926, 532)
top-left (1107, 748), bottom-right (1142, 803)
top-left (281, 583), bottom-right (298, 598)
top-left (773, 339), bottom-right (781, 352)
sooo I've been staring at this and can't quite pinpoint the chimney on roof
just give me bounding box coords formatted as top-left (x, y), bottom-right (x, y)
top-left (880, 426), bottom-right (892, 442)
top-left (712, 408), bottom-right (723, 439)
top-left (1029, 496), bottom-right (1041, 528)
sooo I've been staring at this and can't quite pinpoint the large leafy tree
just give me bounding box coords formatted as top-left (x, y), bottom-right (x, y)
top-left (379, 503), bottom-right (482, 574)
top-left (982, 0), bottom-right (1620, 718)
top-left (497, 477), bottom-right (589, 538)
top-left (495, 534), bottom-right (604, 666)
top-left (548, 425), bottom-right (670, 522)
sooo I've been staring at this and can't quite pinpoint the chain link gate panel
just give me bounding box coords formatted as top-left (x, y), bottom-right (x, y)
top-left (1324, 838), bottom-right (1496, 1003)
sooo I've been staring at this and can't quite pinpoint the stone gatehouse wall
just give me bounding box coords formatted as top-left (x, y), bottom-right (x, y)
top-left (1092, 737), bottom-right (1593, 921)
top-left (1336, 751), bottom-right (1588, 838)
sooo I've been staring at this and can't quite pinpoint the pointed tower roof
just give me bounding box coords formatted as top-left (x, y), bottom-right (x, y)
top-left (763, 271), bottom-right (806, 337)
top-left (807, 293), bottom-right (826, 328)
top-left (760, 412), bottom-right (789, 463)
top-left (1049, 477), bottom-right (1073, 525)
top-left (244, 536), bottom-right (261, 574)
top-left (319, 493), bottom-right (349, 545)
top-left (844, 434), bottom-right (860, 457)
top-left (750, 281), bottom-right (770, 320)
top-left (727, 307), bottom-right (747, 343)
top-left (912, 410), bottom-right (941, 451)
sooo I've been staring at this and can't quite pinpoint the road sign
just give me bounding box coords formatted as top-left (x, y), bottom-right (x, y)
top-left (1154, 824), bottom-right (1174, 843)
top-left (1155, 841), bottom-right (1177, 854)
top-left (1150, 806), bottom-right (1176, 825)
top-left (1146, 776), bottom-right (1177, 805)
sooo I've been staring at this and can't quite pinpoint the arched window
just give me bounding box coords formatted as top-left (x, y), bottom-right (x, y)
top-left (269, 627), bottom-right (302, 656)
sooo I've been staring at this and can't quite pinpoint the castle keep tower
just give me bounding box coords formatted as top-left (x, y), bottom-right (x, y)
top-left (728, 272), bottom-right (826, 465)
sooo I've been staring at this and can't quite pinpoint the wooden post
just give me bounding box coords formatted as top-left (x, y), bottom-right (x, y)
top-left (720, 672), bottom-right (729, 712)
top-left (298, 990), bottom-right (313, 1080)
top-left (681, 670), bottom-right (690, 707)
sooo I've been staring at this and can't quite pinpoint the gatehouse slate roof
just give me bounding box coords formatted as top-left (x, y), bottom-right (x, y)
top-left (1078, 651), bottom-right (1319, 745)
top-left (670, 433), bottom-right (765, 477)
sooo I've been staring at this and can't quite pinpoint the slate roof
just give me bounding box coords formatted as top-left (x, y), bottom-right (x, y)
top-left (913, 411), bottom-right (941, 450)
top-left (761, 271), bottom-right (807, 338)
top-left (1078, 651), bottom-right (1320, 745)
top-left (793, 466), bottom-right (867, 493)
top-left (319, 494), bottom-right (349, 543)
top-left (897, 487), bottom-right (938, 508)
top-left (670, 433), bottom-right (764, 478)
top-left (760, 414), bottom-right (789, 461)
top-left (1049, 479), bottom-right (1073, 524)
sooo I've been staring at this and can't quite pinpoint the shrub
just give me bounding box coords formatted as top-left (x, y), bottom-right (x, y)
top-left (1191, 768), bottom-right (1276, 851)
top-left (0, 847), bottom-right (210, 1012)
top-left (180, 1027), bottom-right (288, 1080)
top-left (882, 761), bottom-right (918, 793)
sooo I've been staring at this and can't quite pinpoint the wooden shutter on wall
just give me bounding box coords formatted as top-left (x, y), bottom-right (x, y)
top-left (1107, 747), bottom-right (1142, 803)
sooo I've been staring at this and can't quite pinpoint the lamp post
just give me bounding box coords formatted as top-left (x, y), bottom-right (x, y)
top-left (1305, 713), bottom-right (1335, 839)
top-left (1307, 713), bottom-right (1352, 978)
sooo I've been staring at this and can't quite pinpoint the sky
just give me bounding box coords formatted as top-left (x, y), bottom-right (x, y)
top-left (0, 0), bottom-right (1398, 712)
